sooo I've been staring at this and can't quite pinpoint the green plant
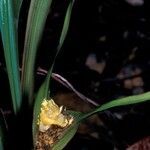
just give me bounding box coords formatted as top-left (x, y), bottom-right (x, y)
top-left (0, 0), bottom-right (150, 149)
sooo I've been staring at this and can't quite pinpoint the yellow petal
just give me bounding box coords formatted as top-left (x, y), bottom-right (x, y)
top-left (38, 99), bottom-right (73, 132)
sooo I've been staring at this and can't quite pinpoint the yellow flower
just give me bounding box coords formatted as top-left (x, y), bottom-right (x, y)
top-left (38, 99), bottom-right (73, 132)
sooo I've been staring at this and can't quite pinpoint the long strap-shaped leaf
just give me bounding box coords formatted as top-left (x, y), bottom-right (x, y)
top-left (32, 0), bottom-right (75, 146)
top-left (80, 91), bottom-right (150, 120)
top-left (13, 0), bottom-right (23, 28)
top-left (52, 111), bottom-right (81, 150)
top-left (53, 92), bottom-right (150, 150)
top-left (44, 0), bottom-right (75, 99)
top-left (0, 0), bottom-right (21, 114)
top-left (21, 0), bottom-right (53, 104)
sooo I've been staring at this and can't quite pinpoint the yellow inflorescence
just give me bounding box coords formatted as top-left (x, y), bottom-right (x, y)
top-left (38, 99), bottom-right (73, 132)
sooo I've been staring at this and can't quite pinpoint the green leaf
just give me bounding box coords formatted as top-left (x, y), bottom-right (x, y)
top-left (21, 0), bottom-right (53, 104)
top-left (80, 92), bottom-right (150, 120)
top-left (13, 0), bottom-right (23, 28)
top-left (52, 111), bottom-right (81, 150)
top-left (32, 79), bottom-right (49, 145)
top-left (32, 0), bottom-right (75, 147)
top-left (44, 0), bottom-right (75, 99)
top-left (52, 92), bottom-right (150, 149)
top-left (52, 123), bottom-right (79, 150)
top-left (0, 0), bottom-right (21, 114)
top-left (57, 0), bottom-right (75, 51)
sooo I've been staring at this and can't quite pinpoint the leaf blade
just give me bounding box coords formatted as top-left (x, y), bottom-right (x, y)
top-left (52, 92), bottom-right (150, 149)
top-left (32, 0), bottom-right (75, 147)
top-left (52, 123), bottom-right (79, 150)
top-left (52, 111), bottom-right (81, 150)
top-left (21, 0), bottom-right (53, 104)
top-left (57, 0), bottom-right (75, 51)
top-left (81, 92), bottom-right (150, 120)
top-left (44, 0), bottom-right (75, 99)
top-left (13, 0), bottom-right (23, 27)
top-left (32, 79), bottom-right (48, 144)
top-left (0, 0), bottom-right (21, 114)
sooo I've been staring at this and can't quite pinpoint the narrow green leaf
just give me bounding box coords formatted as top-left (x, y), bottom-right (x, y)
top-left (0, 0), bottom-right (21, 114)
top-left (32, 0), bottom-right (75, 146)
top-left (52, 111), bottom-right (81, 150)
top-left (21, 0), bottom-right (53, 104)
top-left (57, 0), bottom-right (75, 51)
top-left (12, 0), bottom-right (23, 69)
top-left (81, 92), bottom-right (150, 120)
top-left (52, 123), bottom-right (79, 150)
top-left (52, 92), bottom-right (150, 149)
top-left (44, 0), bottom-right (75, 99)
top-left (13, 0), bottom-right (23, 27)
top-left (32, 79), bottom-right (48, 144)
